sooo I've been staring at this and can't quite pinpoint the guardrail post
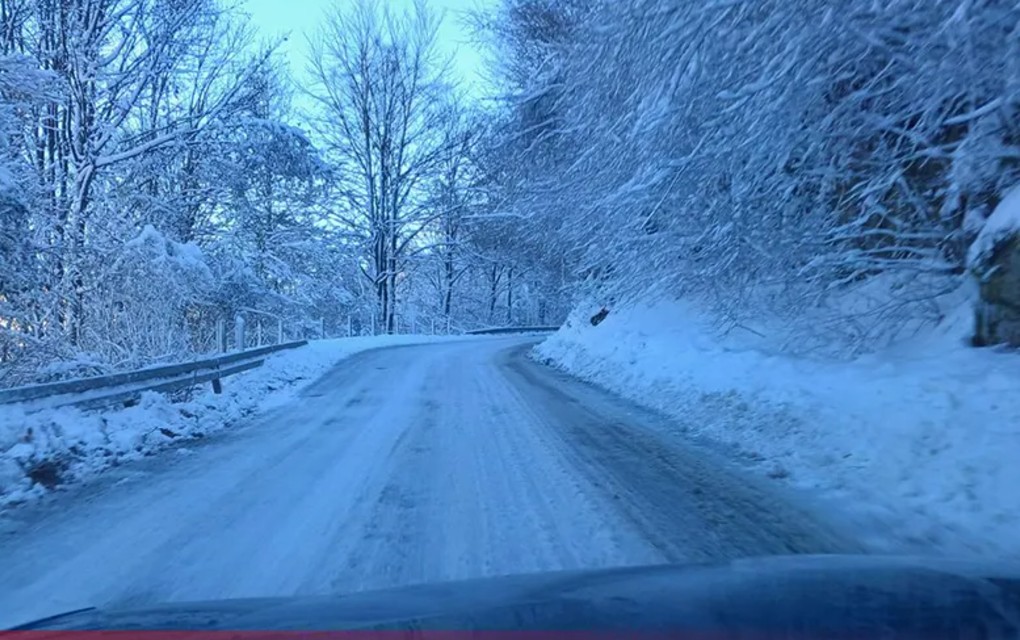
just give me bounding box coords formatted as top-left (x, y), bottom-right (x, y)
top-left (216, 318), bottom-right (227, 353)
top-left (212, 318), bottom-right (227, 394)
top-left (234, 315), bottom-right (246, 351)
top-left (277, 318), bottom-right (284, 344)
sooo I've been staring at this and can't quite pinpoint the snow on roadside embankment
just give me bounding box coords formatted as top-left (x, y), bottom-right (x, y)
top-left (0, 335), bottom-right (460, 510)
top-left (536, 301), bottom-right (1020, 559)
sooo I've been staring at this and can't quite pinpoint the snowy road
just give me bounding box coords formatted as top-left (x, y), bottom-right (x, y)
top-left (0, 338), bottom-right (861, 627)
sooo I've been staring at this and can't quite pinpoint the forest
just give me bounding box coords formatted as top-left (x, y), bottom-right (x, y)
top-left (2, 0), bottom-right (1019, 385)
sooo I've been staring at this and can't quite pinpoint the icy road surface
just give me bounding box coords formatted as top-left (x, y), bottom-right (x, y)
top-left (0, 338), bottom-right (861, 627)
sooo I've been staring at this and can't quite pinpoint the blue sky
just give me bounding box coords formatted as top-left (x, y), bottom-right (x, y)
top-left (244, 0), bottom-right (494, 94)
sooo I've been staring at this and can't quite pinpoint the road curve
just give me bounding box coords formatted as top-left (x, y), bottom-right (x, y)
top-left (0, 337), bottom-right (861, 627)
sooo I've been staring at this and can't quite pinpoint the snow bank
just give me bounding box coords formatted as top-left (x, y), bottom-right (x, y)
top-left (536, 299), bottom-right (1020, 559)
top-left (0, 335), bottom-right (466, 510)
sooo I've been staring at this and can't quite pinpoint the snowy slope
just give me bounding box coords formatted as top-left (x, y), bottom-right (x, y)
top-left (0, 335), bottom-right (473, 509)
top-left (536, 299), bottom-right (1020, 559)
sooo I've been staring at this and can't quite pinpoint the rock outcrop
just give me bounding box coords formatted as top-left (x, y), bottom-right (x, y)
top-left (969, 185), bottom-right (1020, 346)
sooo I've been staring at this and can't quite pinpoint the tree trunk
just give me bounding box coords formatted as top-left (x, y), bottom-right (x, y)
top-left (444, 284), bottom-right (454, 318)
top-left (488, 264), bottom-right (502, 323)
top-left (443, 252), bottom-right (455, 317)
top-left (506, 267), bottom-right (514, 324)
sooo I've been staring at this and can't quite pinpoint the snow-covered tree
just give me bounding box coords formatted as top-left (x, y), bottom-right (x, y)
top-left (484, 0), bottom-right (1020, 354)
top-left (307, 0), bottom-right (455, 334)
top-left (0, 1), bottom-right (352, 383)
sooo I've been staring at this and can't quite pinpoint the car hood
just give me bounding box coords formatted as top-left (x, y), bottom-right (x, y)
top-left (13, 555), bottom-right (1020, 636)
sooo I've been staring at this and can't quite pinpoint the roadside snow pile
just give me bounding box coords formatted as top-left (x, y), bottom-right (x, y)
top-left (0, 335), bottom-right (460, 509)
top-left (536, 299), bottom-right (1020, 559)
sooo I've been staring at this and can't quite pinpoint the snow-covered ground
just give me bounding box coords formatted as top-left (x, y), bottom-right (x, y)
top-left (536, 298), bottom-right (1020, 559)
top-left (0, 338), bottom-right (853, 627)
top-left (0, 335), bottom-right (470, 509)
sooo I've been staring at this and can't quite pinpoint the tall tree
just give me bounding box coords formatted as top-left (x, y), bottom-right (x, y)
top-left (307, 0), bottom-right (451, 334)
top-left (0, 0), bottom-right (353, 383)
top-left (0, 0), bottom-right (274, 348)
top-left (483, 0), bottom-right (1020, 354)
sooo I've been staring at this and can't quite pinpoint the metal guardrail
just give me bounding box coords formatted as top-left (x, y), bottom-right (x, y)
top-left (0, 341), bottom-right (308, 411)
top-left (465, 326), bottom-right (560, 336)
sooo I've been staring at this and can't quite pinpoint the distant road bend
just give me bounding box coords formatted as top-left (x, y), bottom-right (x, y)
top-left (0, 337), bottom-right (861, 627)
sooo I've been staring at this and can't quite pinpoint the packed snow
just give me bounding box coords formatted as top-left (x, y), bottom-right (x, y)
top-left (0, 338), bottom-right (856, 627)
top-left (0, 335), bottom-right (471, 510)
top-left (536, 298), bottom-right (1020, 559)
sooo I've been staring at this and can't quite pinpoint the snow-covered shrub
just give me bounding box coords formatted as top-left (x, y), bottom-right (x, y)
top-left (80, 225), bottom-right (214, 367)
top-left (491, 0), bottom-right (1020, 354)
